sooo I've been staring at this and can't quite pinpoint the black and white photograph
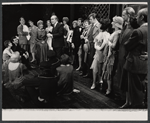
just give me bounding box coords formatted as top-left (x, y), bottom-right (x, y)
top-left (1, 2), bottom-right (148, 121)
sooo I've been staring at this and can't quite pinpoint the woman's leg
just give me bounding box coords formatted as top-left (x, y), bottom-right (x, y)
top-left (91, 71), bottom-right (97, 89)
top-left (106, 80), bottom-right (111, 95)
top-left (76, 49), bottom-right (82, 70)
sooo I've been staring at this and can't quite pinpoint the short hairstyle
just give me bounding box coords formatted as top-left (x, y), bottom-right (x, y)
top-left (4, 40), bottom-right (11, 48)
top-left (88, 13), bottom-right (97, 19)
top-left (123, 7), bottom-right (135, 17)
top-left (37, 20), bottom-right (43, 26)
top-left (72, 20), bottom-right (78, 26)
top-left (139, 8), bottom-right (148, 22)
top-left (130, 16), bottom-right (140, 29)
top-left (19, 17), bottom-right (24, 22)
top-left (63, 17), bottom-right (69, 23)
top-left (84, 19), bottom-right (90, 25)
top-left (60, 54), bottom-right (70, 65)
top-left (100, 18), bottom-right (111, 31)
top-left (51, 15), bottom-right (58, 21)
top-left (78, 18), bottom-right (83, 22)
top-left (28, 20), bottom-right (34, 23)
top-left (11, 36), bottom-right (17, 42)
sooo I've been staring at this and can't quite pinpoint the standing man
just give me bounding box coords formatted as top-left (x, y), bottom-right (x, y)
top-left (120, 8), bottom-right (148, 108)
top-left (83, 13), bottom-right (101, 78)
top-left (117, 7), bottom-right (135, 87)
top-left (17, 17), bottom-right (29, 51)
top-left (51, 15), bottom-right (64, 58)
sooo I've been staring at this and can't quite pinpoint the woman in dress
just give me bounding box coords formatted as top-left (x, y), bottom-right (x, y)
top-left (3, 40), bottom-right (14, 63)
top-left (78, 20), bottom-right (91, 76)
top-left (28, 20), bottom-right (38, 62)
top-left (36, 20), bottom-right (48, 64)
top-left (103, 16), bottom-right (123, 95)
top-left (90, 19), bottom-right (110, 90)
top-left (46, 20), bottom-right (53, 50)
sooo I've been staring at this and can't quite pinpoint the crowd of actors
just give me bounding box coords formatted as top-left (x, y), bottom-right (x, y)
top-left (2, 6), bottom-right (148, 108)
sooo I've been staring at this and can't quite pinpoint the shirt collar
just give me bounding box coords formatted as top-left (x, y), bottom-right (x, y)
top-left (141, 23), bottom-right (148, 27)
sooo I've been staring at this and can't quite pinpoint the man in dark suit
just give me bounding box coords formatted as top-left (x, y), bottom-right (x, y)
top-left (50, 15), bottom-right (64, 59)
top-left (120, 8), bottom-right (148, 108)
top-left (11, 36), bottom-right (31, 69)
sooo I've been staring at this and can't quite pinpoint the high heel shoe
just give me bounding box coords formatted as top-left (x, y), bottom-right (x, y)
top-left (90, 84), bottom-right (95, 90)
top-left (105, 89), bottom-right (111, 96)
top-left (119, 103), bottom-right (131, 109)
top-left (76, 67), bottom-right (81, 71)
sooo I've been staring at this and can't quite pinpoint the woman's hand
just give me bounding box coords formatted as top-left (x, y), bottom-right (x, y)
top-left (80, 35), bottom-right (84, 39)
top-left (42, 41), bottom-right (45, 44)
top-left (72, 43), bottom-right (75, 49)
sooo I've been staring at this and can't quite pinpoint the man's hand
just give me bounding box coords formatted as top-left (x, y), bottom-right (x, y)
top-left (139, 52), bottom-right (148, 60)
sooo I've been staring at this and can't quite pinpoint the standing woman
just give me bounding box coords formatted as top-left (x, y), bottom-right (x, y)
top-left (28, 20), bottom-right (38, 62)
top-left (90, 19), bottom-right (110, 89)
top-left (78, 20), bottom-right (90, 75)
top-left (36, 20), bottom-right (48, 64)
top-left (72, 20), bottom-right (81, 67)
top-left (103, 16), bottom-right (123, 95)
top-left (46, 20), bottom-right (53, 50)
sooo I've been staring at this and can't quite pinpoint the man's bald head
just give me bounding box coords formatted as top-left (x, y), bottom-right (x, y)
top-left (138, 8), bottom-right (148, 22)
top-left (136, 8), bottom-right (148, 25)
top-left (51, 15), bottom-right (58, 25)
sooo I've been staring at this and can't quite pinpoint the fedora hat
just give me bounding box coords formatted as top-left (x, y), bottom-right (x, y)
top-left (112, 16), bottom-right (123, 29)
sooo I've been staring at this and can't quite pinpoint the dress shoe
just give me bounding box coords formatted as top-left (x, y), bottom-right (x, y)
top-left (105, 90), bottom-right (111, 96)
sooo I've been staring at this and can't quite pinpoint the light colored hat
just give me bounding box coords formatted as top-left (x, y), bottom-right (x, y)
top-left (10, 51), bottom-right (21, 62)
top-left (112, 16), bottom-right (123, 29)
top-left (37, 20), bottom-right (43, 26)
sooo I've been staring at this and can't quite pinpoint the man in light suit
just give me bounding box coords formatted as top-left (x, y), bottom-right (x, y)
top-left (83, 13), bottom-right (101, 78)
top-left (50, 15), bottom-right (64, 59)
top-left (17, 17), bottom-right (29, 51)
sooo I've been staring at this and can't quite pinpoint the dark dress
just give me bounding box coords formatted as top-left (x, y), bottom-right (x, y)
top-left (56, 65), bottom-right (74, 95)
top-left (36, 28), bottom-right (48, 63)
top-left (120, 24), bottom-right (147, 106)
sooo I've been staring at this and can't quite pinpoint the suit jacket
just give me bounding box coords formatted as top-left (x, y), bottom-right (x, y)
top-left (11, 43), bottom-right (26, 56)
top-left (124, 24), bottom-right (147, 74)
top-left (52, 23), bottom-right (64, 48)
top-left (17, 24), bottom-right (28, 45)
top-left (72, 26), bottom-right (82, 47)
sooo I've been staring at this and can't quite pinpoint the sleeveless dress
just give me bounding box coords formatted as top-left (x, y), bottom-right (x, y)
top-left (3, 48), bottom-right (13, 63)
top-left (46, 26), bottom-right (53, 50)
top-left (103, 30), bottom-right (121, 80)
top-left (90, 31), bottom-right (110, 73)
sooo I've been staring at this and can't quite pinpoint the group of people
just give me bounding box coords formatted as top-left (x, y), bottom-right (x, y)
top-left (2, 6), bottom-right (148, 108)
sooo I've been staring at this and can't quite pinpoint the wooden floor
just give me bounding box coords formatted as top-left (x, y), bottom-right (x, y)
top-left (2, 68), bottom-right (146, 109)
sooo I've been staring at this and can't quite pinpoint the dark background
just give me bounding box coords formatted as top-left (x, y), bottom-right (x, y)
top-left (2, 4), bottom-right (147, 46)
